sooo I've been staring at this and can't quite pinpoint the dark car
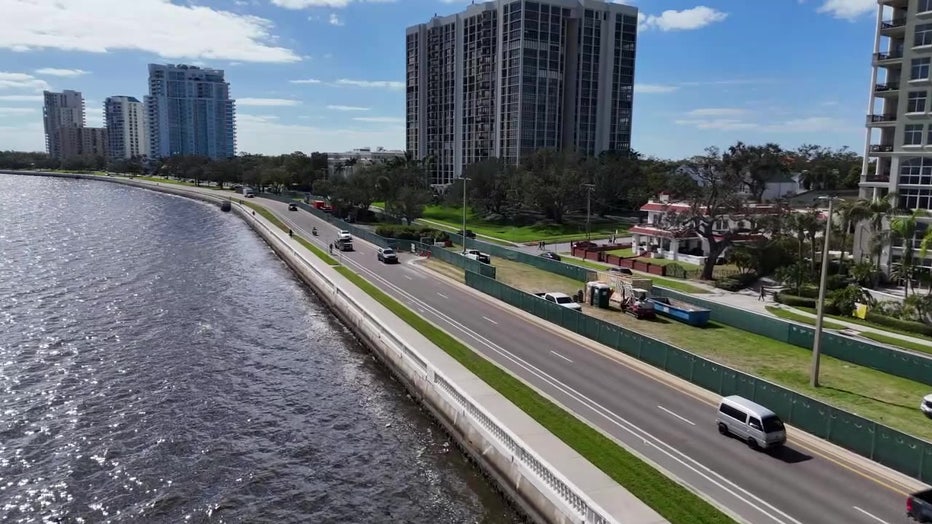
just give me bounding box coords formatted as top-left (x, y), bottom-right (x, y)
top-left (460, 229), bottom-right (476, 238)
top-left (608, 267), bottom-right (633, 275)
top-left (288, 203), bottom-right (298, 211)
top-left (377, 247), bottom-right (399, 264)
top-left (539, 251), bottom-right (561, 261)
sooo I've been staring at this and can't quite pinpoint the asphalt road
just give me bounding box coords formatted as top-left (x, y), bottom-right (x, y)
top-left (265, 197), bottom-right (909, 524)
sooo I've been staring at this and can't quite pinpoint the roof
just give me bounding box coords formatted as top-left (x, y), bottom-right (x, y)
top-left (640, 200), bottom-right (783, 215)
top-left (721, 395), bottom-right (778, 417)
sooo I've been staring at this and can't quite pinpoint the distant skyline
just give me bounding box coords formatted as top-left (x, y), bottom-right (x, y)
top-left (0, 0), bottom-right (879, 159)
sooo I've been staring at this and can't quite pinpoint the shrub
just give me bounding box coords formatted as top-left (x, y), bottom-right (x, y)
top-left (714, 271), bottom-right (757, 291)
top-left (865, 312), bottom-right (932, 337)
top-left (375, 224), bottom-right (440, 241)
top-left (774, 293), bottom-right (817, 308)
top-left (796, 286), bottom-right (820, 299)
top-left (825, 274), bottom-right (851, 291)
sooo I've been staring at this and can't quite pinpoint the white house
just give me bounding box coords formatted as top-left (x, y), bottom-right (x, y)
top-left (673, 164), bottom-right (802, 202)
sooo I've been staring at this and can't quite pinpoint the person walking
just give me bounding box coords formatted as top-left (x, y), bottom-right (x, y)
top-left (758, 285), bottom-right (766, 301)
top-left (329, 243), bottom-right (333, 255)
top-left (288, 229), bottom-right (293, 238)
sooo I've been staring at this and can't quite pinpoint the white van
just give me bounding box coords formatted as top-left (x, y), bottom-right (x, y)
top-left (716, 395), bottom-right (786, 450)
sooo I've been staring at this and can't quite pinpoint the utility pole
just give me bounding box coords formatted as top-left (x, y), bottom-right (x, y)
top-left (810, 195), bottom-right (837, 388)
top-left (462, 176), bottom-right (471, 253)
top-left (583, 184), bottom-right (595, 241)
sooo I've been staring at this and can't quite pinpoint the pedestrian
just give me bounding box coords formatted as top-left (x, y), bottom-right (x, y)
top-left (288, 228), bottom-right (293, 238)
top-left (329, 243), bottom-right (333, 255)
top-left (758, 285), bottom-right (766, 302)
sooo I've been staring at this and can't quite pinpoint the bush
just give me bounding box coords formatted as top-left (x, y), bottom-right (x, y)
top-left (825, 274), bottom-right (851, 291)
top-left (375, 224), bottom-right (441, 241)
top-left (796, 286), bottom-right (820, 299)
top-left (714, 271), bottom-right (758, 291)
top-left (774, 293), bottom-right (817, 308)
top-left (865, 312), bottom-right (932, 337)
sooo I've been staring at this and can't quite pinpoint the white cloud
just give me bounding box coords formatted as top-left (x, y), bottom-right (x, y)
top-left (0, 0), bottom-right (299, 63)
top-left (290, 79), bottom-right (322, 84)
top-left (237, 97), bottom-right (301, 106)
top-left (763, 116), bottom-right (853, 133)
top-left (0, 121), bottom-right (44, 152)
top-left (816, 0), bottom-right (874, 20)
top-left (0, 72), bottom-right (50, 91)
top-left (686, 108), bottom-right (750, 118)
top-left (335, 78), bottom-right (404, 90)
top-left (329, 13), bottom-right (344, 26)
top-left (675, 113), bottom-right (854, 133)
top-left (353, 116), bottom-right (403, 123)
top-left (34, 67), bottom-right (88, 77)
top-left (634, 83), bottom-right (679, 94)
top-left (86, 106), bottom-right (104, 127)
top-left (0, 106), bottom-right (35, 114)
top-left (674, 118), bottom-right (758, 131)
top-left (0, 94), bottom-right (43, 102)
top-left (271, 0), bottom-right (396, 8)
top-left (236, 113), bottom-right (402, 155)
top-left (327, 104), bottom-right (369, 111)
top-left (640, 6), bottom-right (728, 31)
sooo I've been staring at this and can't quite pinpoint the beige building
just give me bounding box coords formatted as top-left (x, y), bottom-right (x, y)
top-left (43, 90), bottom-right (85, 160)
top-left (57, 127), bottom-right (108, 159)
top-left (105, 96), bottom-right (149, 159)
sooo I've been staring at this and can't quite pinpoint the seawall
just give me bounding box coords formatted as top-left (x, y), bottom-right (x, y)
top-left (3, 172), bottom-right (667, 524)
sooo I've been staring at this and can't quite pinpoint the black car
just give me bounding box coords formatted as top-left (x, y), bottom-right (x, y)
top-left (539, 251), bottom-right (561, 261)
top-left (288, 203), bottom-right (298, 211)
top-left (460, 229), bottom-right (476, 239)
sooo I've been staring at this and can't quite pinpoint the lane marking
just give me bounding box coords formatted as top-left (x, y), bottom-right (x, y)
top-left (404, 275), bottom-right (414, 281)
top-left (550, 351), bottom-right (573, 363)
top-left (852, 506), bottom-right (889, 524)
top-left (482, 316), bottom-right (499, 325)
top-left (658, 405), bottom-right (696, 426)
top-left (436, 292), bottom-right (448, 299)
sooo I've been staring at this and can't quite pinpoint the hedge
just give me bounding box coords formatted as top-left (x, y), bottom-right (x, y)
top-left (774, 292), bottom-right (817, 308)
top-left (865, 312), bottom-right (932, 337)
top-left (375, 224), bottom-right (445, 241)
top-left (714, 271), bottom-right (758, 291)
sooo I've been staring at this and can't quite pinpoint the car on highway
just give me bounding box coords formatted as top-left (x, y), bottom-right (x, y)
top-left (540, 251), bottom-right (561, 261)
top-left (338, 230), bottom-right (352, 241)
top-left (462, 249), bottom-right (491, 264)
top-left (460, 229), bottom-right (476, 238)
top-left (377, 247), bottom-right (398, 264)
top-left (716, 395), bottom-right (786, 450)
top-left (922, 393), bottom-right (932, 418)
top-left (288, 203), bottom-right (298, 211)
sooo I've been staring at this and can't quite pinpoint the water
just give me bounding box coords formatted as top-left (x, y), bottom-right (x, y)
top-left (0, 174), bottom-right (521, 523)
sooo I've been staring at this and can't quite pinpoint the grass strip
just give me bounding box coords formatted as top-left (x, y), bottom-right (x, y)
top-left (331, 266), bottom-right (732, 524)
top-left (797, 306), bottom-right (932, 345)
top-left (241, 201), bottom-right (339, 265)
top-left (765, 306), bottom-right (848, 330)
top-left (775, 307), bottom-right (932, 356)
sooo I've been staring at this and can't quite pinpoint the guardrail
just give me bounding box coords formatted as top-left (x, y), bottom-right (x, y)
top-left (464, 271), bottom-right (932, 483)
top-left (231, 199), bottom-right (624, 524)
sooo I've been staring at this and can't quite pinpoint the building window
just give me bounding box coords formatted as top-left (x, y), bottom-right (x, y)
top-left (912, 57), bottom-right (931, 80)
top-left (905, 124), bottom-right (924, 145)
top-left (917, 23), bottom-right (932, 47)
top-left (921, 0), bottom-right (932, 14)
top-left (909, 91), bottom-right (928, 112)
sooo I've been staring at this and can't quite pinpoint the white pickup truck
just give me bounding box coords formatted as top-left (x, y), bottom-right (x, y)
top-left (462, 249), bottom-right (491, 264)
top-left (533, 292), bottom-right (582, 311)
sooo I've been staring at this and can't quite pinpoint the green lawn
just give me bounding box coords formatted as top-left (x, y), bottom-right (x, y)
top-left (234, 200), bottom-right (730, 524)
top-left (559, 257), bottom-right (710, 294)
top-left (766, 306), bottom-right (848, 330)
top-left (777, 306), bottom-right (932, 356)
top-left (796, 306), bottom-right (932, 345)
top-left (419, 205), bottom-right (629, 243)
top-left (606, 248), bottom-right (701, 270)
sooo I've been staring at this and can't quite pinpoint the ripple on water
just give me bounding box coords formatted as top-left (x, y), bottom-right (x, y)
top-left (0, 175), bottom-right (520, 524)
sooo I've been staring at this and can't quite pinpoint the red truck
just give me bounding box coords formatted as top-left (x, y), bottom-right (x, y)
top-left (311, 200), bottom-right (333, 213)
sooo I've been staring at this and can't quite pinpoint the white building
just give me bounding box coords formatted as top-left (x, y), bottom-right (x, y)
top-left (327, 147), bottom-right (406, 177)
top-left (858, 0), bottom-right (932, 270)
top-left (104, 96), bottom-right (149, 159)
top-left (43, 90), bottom-right (85, 160)
top-left (672, 164), bottom-right (802, 202)
top-left (406, 0), bottom-right (638, 186)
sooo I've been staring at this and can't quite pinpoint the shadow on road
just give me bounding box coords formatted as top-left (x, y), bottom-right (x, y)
top-left (765, 445), bottom-right (813, 464)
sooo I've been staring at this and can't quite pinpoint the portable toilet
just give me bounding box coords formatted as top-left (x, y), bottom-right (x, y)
top-left (586, 281), bottom-right (612, 308)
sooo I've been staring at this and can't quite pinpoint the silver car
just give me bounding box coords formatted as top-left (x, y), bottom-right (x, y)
top-left (716, 395), bottom-right (786, 450)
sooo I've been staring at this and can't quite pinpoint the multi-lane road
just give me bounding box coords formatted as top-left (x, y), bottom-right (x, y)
top-left (243, 192), bottom-right (915, 523)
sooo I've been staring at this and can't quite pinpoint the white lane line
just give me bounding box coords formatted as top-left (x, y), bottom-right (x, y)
top-left (404, 275), bottom-right (414, 280)
top-left (482, 316), bottom-right (499, 325)
top-left (324, 250), bottom-right (802, 524)
top-left (658, 405), bottom-right (696, 426)
top-left (852, 506), bottom-right (889, 524)
top-left (436, 292), bottom-right (448, 299)
top-left (550, 351), bottom-right (573, 363)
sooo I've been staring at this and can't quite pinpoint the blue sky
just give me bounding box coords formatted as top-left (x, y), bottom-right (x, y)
top-left (0, 0), bottom-right (879, 159)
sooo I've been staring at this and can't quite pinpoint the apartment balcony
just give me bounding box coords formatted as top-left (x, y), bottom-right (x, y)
top-left (879, 0), bottom-right (908, 7)
top-left (874, 82), bottom-right (900, 96)
top-left (881, 18), bottom-right (907, 36)
top-left (873, 50), bottom-right (904, 65)
top-left (869, 144), bottom-right (895, 155)
top-left (863, 172), bottom-right (891, 183)
top-left (866, 113), bottom-right (898, 126)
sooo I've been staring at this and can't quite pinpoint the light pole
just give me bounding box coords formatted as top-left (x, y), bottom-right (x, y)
top-left (462, 176), bottom-right (471, 253)
top-left (810, 195), bottom-right (840, 387)
top-left (583, 183), bottom-right (595, 240)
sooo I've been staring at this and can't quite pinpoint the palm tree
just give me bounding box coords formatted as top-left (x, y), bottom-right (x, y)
top-left (866, 194), bottom-right (895, 268)
top-left (836, 199), bottom-right (870, 265)
top-left (795, 208), bottom-right (822, 272)
top-left (889, 208), bottom-right (928, 297)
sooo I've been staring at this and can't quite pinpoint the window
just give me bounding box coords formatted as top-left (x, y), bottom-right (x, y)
top-left (917, 24), bottom-right (932, 47)
top-left (719, 404), bottom-right (746, 422)
top-left (906, 124), bottom-right (924, 145)
top-left (912, 57), bottom-right (931, 80)
top-left (921, 0), bottom-right (932, 14)
top-left (909, 91), bottom-right (928, 112)
top-left (748, 417), bottom-right (763, 431)
top-left (761, 416), bottom-right (785, 433)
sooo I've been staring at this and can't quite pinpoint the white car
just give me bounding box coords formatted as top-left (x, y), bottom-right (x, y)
top-left (338, 230), bottom-right (352, 241)
top-left (922, 394), bottom-right (932, 419)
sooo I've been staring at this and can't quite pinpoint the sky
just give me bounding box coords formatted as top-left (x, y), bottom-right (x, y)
top-left (0, 0), bottom-right (881, 160)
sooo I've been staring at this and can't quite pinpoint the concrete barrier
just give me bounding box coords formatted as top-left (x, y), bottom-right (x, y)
top-left (3, 171), bottom-right (668, 524)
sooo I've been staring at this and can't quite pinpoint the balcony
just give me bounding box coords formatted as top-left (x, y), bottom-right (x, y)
top-left (874, 82), bottom-right (900, 95)
top-left (873, 50), bottom-right (904, 65)
top-left (869, 144), bottom-right (895, 154)
top-left (879, 0), bottom-right (908, 7)
top-left (864, 173), bottom-right (891, 183)
top-left (866, 113), bottom-right (898, 125)
top-left (881, 18), bottom-right (907, 35)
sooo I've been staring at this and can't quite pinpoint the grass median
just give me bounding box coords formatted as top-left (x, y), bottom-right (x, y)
top-left (485, 258), bottom-right (932, 441)
top-left (331, 266), bottom-right (732, 524)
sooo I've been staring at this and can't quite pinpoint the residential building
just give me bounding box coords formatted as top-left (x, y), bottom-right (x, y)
top-left (145, 64), bottom-right (236, 160)
top-left (43, 90), bottom-right (85, 159)
top-left (57, 127), bottom-right (108, 159)
top-left (858, 0), bottom-right (932, 269)
top-left (673, 163), bottom-right (803, 202)
top-left (406, 0), bottom-right (638, 186)
top-left (105, 96), bottom-right (149, 159)
top-left (327, 147), bottom-right (406, 177)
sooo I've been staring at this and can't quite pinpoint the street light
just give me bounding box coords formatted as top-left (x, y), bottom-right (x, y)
top-left (462, 176), bottom-right (471, 253)
top-left (810, 195), bottom-right (841, 387)
top-left (583, 183), bottom-right (595, 241)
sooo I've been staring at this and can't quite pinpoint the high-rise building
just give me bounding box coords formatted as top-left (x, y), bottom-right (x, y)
top-left (858, 0), bottom-right (932, 268)
top-left (58, 127), bottom-right (109, 159)
top-left (145, 64), bottom-right (236, 160)
top-left (43, 90), bottom-right (86, 159)
top-left (105, 96), bottom-right (149, 159)
top-left (406, 0), bottom-right (638, 186)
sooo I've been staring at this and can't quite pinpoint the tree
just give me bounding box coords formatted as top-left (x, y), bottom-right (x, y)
top-left (517, 149), bottom-right (587, 223)
top-left (461, 158), bottom-right (516, 216)
top-left (791, 145), bottom-right (863, 190)
top-left (889, 208), bottom-right (927, 296)
top-left (722, 141), bottom-right (788, 203)
top-left (865, 194), bottom-right (895, 268)
top-left (836, 199), bottom-right (870, 266)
